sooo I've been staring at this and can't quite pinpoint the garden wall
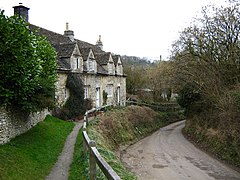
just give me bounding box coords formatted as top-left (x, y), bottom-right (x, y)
top-left (0, 106), bottom-right (49, 145)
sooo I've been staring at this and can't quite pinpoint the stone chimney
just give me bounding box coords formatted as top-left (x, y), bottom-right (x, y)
top-left (96, 35), bottom-right (103, 50)
top-left (13, 3), bottom-right (30, 22)
top-left (64, 22), bottom-right (75, 42)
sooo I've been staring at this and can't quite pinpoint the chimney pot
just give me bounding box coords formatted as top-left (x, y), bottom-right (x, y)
top-left (13, 3), bottom-right (30, 22)
top-left (64, 22), bottom-right (75, 42)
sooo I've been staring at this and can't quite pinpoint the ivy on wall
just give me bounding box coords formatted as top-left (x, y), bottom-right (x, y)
top-left (53, 72), bottom-right (89, 120)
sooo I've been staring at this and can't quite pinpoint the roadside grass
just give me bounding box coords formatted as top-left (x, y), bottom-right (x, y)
top-left (69, 105), bottom-right (184, 179)
top-left (183, 123), bottom-right (240, 168)
top-left (0, 115), bottom-right (74, 180)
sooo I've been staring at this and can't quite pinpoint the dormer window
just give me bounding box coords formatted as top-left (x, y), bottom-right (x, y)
top-left (109, 62), bottom-right (114, 74)
top-left (76, 58), bottom-right (80, 69)
top-left (89, 60), bottom-right (94, 72)
top-left (73, 57), bottom-right (81, 70)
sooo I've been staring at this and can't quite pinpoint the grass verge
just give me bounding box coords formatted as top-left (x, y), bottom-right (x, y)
top-left (69, 105), bottom-right (184, 179)
top-left (183, 122), bottom-right (240, 168)
top-left (0, 115), bottom-right (74, 180)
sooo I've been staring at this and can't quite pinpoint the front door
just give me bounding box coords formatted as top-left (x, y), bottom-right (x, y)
top-left (96, 87), bottom-right (100, 108)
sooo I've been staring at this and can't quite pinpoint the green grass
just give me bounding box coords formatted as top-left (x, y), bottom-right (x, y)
top-left (69, 128), bottom-right (136, 180)
top-left (0, 115), bottom-right (74, 180)
top-left (69, 128), bottom-right (89, 180)
top-left (184, 125), bottom-right (240, 168)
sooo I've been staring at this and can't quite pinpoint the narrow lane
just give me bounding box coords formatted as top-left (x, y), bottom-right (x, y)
top-left (121, 121), bottom-right (240, 180)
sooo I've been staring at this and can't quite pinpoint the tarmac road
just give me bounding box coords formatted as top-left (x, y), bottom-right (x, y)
top-left (121, 120), bottom-right (240, 180)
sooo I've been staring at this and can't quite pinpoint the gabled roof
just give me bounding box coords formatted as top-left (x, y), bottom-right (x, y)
top-left (53, 43), bottom-right (77, 70)
top-left (30, 24), bottom-right (72, 45)
top-left (53, 43), bottom-right (76, 58)
top-left (80, 47), bottom-right (93, 61)
top-left (97, 64), bottom-right (108, 74)
top-left (58, 57), bottom-right (71, 70)
top-left (30, 24), bottom-right (104, 54)
top-left (95, 52), bottom-right (112, 65)
top-left (112, 55), bottom-right (122, 65)
top-left (29, 23), bottom-right (121, 75)
top-left (76, 39), bottom-right (103, 54)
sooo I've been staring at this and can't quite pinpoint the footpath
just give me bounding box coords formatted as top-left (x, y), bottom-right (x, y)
top-left (45, 121), bottom-right (83, 180)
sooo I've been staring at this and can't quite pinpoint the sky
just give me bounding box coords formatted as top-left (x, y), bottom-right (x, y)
top-left (0, 0), bottom-right (228, 60)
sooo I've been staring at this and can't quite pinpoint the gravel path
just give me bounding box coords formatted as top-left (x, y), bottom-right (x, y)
top-left (45, 121), bottom-right (83, 180)
top-left (121, 120), bottom-right (240, 180)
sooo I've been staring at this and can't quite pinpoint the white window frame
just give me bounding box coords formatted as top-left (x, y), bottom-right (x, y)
top-left (84, 86), bottom-right (89, 99)
top-left (109, 62), bottom-right (113, 74)
top-left (88, 60), bottom-right (94, 72)
top-left (107, 84), bottom-right (113, 97)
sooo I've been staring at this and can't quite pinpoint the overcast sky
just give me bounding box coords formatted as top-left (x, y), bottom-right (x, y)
top-left (1, 0), bottom-right (227, 60)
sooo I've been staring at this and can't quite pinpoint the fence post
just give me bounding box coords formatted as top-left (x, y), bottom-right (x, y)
top-left (85, 112), bottom-right (88, 125)
top-left (82, 121), bottom-right (87, 153)
top-left (89, 140), bottom-right (96, 180)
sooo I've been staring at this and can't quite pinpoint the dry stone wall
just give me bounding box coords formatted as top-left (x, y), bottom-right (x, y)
top-left (0, 106), bottom-right (49, 145)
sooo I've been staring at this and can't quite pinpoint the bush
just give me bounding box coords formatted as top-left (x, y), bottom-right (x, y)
top-left (0, 10), bottom-right (57, 112)
top-left (90, 105), bottom-right (183, 148)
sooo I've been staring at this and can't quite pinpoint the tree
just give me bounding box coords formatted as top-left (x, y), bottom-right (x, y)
top-left (171, 1), bottom-right (240, 166)
top-left (172, 1), bottom-right (240, 87)
top-left (124, 66), bottom-right (147, 94)
top-left (146, 61), bottom-right (175, 102)
top-left (171, 1), bottom-right (240, 108)
top-left (0, 10), bottom-right (57, 112)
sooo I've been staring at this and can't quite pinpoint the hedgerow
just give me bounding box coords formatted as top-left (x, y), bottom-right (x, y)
top-left (0, 10), bottom-right (57, 112)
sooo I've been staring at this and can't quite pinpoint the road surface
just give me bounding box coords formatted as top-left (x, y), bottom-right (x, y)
top-left (121, 121), bottom-right (240, 180)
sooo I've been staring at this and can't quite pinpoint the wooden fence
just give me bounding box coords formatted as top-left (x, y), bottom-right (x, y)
top-left (126, 100), bottom-right (181, 112)
top-left (82, 105), bottom-right (121, 180)
top-left (81, 101), bottom-right (181, 179)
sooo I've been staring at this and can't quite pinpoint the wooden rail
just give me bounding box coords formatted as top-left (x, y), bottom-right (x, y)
top-left (82, 105), bottom-right (121, 180)
top-left (126, 100), bottom-right (181, 112)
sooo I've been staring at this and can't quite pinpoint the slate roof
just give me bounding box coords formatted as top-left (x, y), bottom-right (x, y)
top-left (76, 39), bottom-right (103, 54)
top-left (29, 24), bottom-right (119, 75)
top-left (53, 43), bottom-right (76, 58)
top-left (30, 24), bottom-right (104, 53)
top-left (58, 57), bottom-right (71, 70)
top-left (95, 52), bottom-right (111, 65)
top-left (97, 64), bottom-right (108, 74)
top-left (112, 55), bottom-right (120, 65)
top-left (30, 24), bottom-right (72, 45)
top-left (53, 43), bottom-right (77, 70)
top-left (80, 47), bottom-right (92, 61)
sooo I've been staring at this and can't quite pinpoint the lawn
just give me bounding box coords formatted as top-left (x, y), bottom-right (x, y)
top-left (0, 115), bottom-right (74, 180)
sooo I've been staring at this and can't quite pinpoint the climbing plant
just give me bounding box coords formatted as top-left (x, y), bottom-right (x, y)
top-left (61, 72), bottom-right (86, 119)
top-left (103, 90), bottom-right (108, 105)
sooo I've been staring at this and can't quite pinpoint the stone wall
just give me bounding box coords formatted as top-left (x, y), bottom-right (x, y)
top-left (82, 73), bottom-right (126, 107)
top-left (0, 106), bottom-right (49, 145)
top-left (55, 72), bottom-right (69, 106)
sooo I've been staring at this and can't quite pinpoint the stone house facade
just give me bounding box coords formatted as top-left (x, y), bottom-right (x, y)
top-left (0, 4), bottom-right (126, 145)
top-left (16, 4), bottom-right (126, 108)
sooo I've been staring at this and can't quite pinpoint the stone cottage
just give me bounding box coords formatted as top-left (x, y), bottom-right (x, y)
top-left (0, 4), bottom-right (126, 145)
top-left (14, 4), bottom-right (126, 108)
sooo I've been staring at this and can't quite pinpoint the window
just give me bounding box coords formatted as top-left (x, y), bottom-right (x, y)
top-left (107, 84), bottom-right (113, 97)
top-left (89, 60), bottom-right (94, 71)
top-left (76, 58), bottom-right (79, 69)
top-left (84, 86), bottom-right (89, 99)
top-left (64, 87), bottom-right (69, 100)
top-left (109, 63), bottom-right (113, 74)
